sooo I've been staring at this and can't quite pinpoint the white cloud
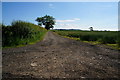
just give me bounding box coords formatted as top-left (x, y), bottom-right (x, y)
top-left (56, 20), bottom-right (74, 22)
top-left (48, 3), bottom-right (54, 9)
top-left (56, 18), bottom-right (80, 23)
top-left (54, 23), bottom-right (81, 29)
top-left (54, 23), bottom-right (118, 31)
top-left (49, 3), bottom-right (53, 7)
top-left (74, 18), bottom-right (80, 20)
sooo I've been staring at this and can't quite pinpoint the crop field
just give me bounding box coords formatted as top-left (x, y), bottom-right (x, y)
top-left (53, 30), bottom-right (120, 49)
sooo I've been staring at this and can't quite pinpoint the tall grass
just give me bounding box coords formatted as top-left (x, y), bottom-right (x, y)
top-left (53, 30), bottom-right (119, 45)
top-left (117, 31), bottom-right (120, 47)
top-left (2, 20), bottom-right (47, 47)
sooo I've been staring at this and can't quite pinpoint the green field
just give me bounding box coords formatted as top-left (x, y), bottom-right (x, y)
top-left (2, 20), bottom-right (47, 48)
top-left (53, 30), bottom-right (120, 49)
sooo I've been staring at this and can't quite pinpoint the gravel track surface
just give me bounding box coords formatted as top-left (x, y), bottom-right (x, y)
top-left (2, 31), bottom-right (120, 79)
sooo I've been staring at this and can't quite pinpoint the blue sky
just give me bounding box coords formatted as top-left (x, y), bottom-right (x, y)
top-left (2, 2), bottom-right (118, 31)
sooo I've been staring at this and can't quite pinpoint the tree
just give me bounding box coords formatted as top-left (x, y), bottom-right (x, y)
top-left (36, 15), bottom-right (55, 30)
top-left (89, 27), bottom-right (93, 31)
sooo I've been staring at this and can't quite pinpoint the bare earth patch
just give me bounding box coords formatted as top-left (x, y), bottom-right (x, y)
top-left (2, 31), bottom-right (120, 79)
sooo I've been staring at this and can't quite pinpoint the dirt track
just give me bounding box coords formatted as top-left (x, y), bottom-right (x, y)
top-left (2, 31), bottom-right (120, 79)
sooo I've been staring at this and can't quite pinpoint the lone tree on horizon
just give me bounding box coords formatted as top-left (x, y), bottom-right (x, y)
top-left (89, 27), bottom-right (93, 31)
top-left (36, 15), bottom-right (55, 30)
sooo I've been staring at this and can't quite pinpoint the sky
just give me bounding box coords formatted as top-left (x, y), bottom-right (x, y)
top-left (2, 2), bottom-right (118, 31)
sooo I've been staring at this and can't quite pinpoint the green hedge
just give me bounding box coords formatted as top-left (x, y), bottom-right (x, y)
top-left (2, 20), bottom-right (47, 47)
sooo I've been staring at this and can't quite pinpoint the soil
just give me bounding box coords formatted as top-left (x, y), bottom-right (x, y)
top-left (2, 31), bottom-right (120, 79)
